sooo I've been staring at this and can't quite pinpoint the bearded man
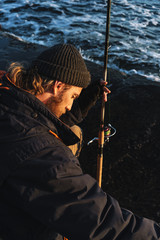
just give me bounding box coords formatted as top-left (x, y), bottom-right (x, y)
top-left (0, 44), bottom-right (159, 240)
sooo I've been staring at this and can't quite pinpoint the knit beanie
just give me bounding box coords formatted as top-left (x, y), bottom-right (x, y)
top-left (31, 44), bottom-right (91, 88)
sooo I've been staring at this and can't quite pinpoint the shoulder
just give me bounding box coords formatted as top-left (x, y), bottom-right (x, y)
top-left (21, 136), bottom-right (83, 180)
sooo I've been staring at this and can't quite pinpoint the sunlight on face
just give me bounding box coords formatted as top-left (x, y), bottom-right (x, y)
top-left (46, 85), bottom-right (82, 118)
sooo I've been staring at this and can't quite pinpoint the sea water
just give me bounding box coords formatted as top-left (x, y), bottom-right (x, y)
top-left (0, 0), bottom-right (160, 81)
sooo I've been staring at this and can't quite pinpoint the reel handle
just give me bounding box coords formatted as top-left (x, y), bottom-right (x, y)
top-left (87, 123), bottom-right (116, 145)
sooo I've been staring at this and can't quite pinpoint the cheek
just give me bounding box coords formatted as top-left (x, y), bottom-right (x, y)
top-left (64, 95), bottom-right (73, 106)
top-left (66, 99), bottom-right (74, 110)
top-left (70, 98), bottom-right (74, 105)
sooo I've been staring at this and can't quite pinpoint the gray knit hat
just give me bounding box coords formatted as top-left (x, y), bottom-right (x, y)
top-left (32, 44), bottom-right (91, 88)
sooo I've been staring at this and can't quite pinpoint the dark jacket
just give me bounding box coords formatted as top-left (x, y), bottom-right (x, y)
top-left (0, 73), bottom-right (160, 240)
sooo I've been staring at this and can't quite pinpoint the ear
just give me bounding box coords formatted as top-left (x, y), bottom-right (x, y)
top-left (52, 81), bottom-right (65, 96)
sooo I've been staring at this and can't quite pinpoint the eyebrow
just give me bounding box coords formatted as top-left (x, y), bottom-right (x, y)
top-left (74, 93), bottom-right (80, 98)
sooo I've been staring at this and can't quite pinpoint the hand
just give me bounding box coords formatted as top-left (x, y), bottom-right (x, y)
top-left (100, 80), bottom-right (111, 102)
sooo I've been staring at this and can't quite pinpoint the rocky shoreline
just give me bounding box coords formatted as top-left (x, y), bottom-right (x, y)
top-left (1, 31), bottom-right (160, 222)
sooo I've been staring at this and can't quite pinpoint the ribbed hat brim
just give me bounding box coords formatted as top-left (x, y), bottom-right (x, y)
top-left (33, 59), bottom-right (91, 88)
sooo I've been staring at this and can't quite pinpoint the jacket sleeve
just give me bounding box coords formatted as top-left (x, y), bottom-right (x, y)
top-left (4, 141), bottom-right (160, 240)
top-left (60, 81), bottom-right (101, 126)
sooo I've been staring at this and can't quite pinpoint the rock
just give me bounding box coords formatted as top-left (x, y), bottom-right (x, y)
top-left (81, 61), bottom-right (160, 222)
top-left (0, 31), bottom-right (47, 70)
top-left (1, 31), bottom-right (160, 222)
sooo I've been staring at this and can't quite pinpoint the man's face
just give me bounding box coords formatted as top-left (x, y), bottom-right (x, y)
top-left (45, 84), bottom-right (82, 118)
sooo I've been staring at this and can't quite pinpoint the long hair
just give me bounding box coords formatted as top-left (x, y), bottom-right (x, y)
top-left (8, 62), bottom-right (50, 95)
top-left (8, 62), bottom-right (72, 96)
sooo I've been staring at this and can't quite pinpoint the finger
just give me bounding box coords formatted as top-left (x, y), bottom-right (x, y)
top-left (103, 86), bottom-right (111, 93)
top-left (103, 87), bottom-right (111, 102)
top-left (103, 92), bottom-right (107, 102)
top-left (100, 80), bottom-right (108, 86)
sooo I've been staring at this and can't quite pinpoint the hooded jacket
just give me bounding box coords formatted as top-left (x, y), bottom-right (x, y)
top-left (0, 73), bottom-right (160, 240)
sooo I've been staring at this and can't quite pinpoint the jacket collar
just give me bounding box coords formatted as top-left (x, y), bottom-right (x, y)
top-left (0, 73), bottom-right (80, 146)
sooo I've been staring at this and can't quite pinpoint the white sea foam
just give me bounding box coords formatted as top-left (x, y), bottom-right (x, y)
top-left (0, 0), bottom-right (159, 82)
top-left (151, 19), bottom-right (158, 26)
top-left (129, 18), bottom-right (149, 29)
top-left (108, 63), bottom-right (160, 82)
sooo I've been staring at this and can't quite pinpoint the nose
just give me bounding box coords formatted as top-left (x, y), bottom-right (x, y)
top-left (66, 100), bottom-right (73, 112)
top-left (66, 105), bottom-right (71, 111)
top-left (66, 98), bottom-right (74, 112)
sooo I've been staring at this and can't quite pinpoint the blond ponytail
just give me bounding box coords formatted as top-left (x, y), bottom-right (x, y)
top-left (8, 62), bottom-right (45, 95)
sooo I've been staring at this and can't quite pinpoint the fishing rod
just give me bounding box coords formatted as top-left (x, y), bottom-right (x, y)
top-left (87, 0), bottom-right (115, 186)
top-left (97, 0), bottom-right (112, 187)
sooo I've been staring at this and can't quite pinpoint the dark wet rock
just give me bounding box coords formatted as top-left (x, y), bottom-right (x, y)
top-left (81, 61), bottom-right (160, 222)
top-left (1, 31), bottom-right (160, 222)
top-left (0, 31), bottom-right (47, 70)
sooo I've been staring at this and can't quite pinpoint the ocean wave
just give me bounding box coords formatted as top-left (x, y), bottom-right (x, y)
top-left (108, 64), bottom-right (160, 82)
top-left (0, 0), bottom-right (159, 82)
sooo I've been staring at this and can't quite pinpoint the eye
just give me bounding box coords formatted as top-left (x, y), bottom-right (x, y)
top-left (72, 95), bottom-right (77, 99)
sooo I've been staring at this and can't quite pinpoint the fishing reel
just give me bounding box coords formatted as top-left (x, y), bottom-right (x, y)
top-left (87, 123), bottom-right (116, 145)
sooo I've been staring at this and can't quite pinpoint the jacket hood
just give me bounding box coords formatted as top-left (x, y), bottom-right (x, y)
top-left (0, 73), bottom-right (79, 185)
